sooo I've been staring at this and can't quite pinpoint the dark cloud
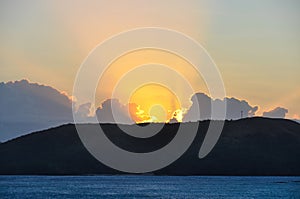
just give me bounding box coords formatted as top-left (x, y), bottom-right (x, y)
top-left (263, 107), bottom-right (288, 118)
top-left (225, 97), bottom-right (258, 119)
top-left (75, 103), bottom-right (92, 118)
top-left (0, 80), bottom-right (72, 123)
top-left (74, 102), bottom-right (96, 123)
top-left (0, 80), bottom-right (137, 141)
top-left (96, 99), bottom-right (134, 124)
top-left (0, 80), bottom-right (88, 141)
top-left (183, 93), bottom-right (211, 122)
top-left (1, 80), bottom-right (291, 141)
top-left (183, 93), bottom-right (258, 121)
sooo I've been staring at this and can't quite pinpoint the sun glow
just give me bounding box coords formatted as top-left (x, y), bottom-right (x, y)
top-left (129, 84), bottom-right (184, 123)
top-left (95, 49), bottom-right (208, 124)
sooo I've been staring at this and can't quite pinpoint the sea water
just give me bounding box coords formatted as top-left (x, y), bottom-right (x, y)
top-left (0, 175), bottom-right (300, 198)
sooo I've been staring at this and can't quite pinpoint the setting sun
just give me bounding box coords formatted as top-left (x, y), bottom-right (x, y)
top-left (129, 84), bottom-right (183, 123)
top-left (1, 1), bottom-right (300, 194)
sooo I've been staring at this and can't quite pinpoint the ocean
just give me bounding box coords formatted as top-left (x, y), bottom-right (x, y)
top-left (0, 175), bottom-right (299, 198)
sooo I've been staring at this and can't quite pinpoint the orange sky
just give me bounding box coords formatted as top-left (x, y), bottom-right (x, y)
top-left (0, 0), bottom-right (299, 120)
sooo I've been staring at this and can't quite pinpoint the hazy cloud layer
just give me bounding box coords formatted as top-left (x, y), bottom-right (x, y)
top-left (183, 93), bottom-right (259, 121)
top-left (263, 107), bottom-right (288, 118)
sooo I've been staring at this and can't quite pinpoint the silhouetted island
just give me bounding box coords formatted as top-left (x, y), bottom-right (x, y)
top-left (0, 117), bottom-right (300, 175)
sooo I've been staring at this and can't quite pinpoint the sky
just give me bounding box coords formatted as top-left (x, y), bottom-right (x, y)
top-left (1, 0), bottom-right (300, 121)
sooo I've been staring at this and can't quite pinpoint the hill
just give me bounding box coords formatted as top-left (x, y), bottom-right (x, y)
top-left (0, 117), bottom-right (300, 175)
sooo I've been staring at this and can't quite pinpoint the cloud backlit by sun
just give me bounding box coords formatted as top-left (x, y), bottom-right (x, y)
top-left (171, 109), bottom-right (187, 123)
top-left (128, 83), bottom-right (182, 123)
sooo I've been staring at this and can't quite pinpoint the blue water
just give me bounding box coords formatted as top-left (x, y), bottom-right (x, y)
top-left (0, 176), bottom-right (300, 199)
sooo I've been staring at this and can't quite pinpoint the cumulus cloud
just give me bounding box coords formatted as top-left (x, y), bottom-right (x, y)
top-left (225, 97), bottom-right (258, 119)
top-left (0, 80), bottom-right (138, 141)
top-left (96, 99), bottom-right (134, 124)
top-left (0, 80), bottom-right (291, 141)
top-left (0, 80), bottom-right (89, 141)
top-left (0, 80), bottom-right (72, 123)
top-left (75, 103), bottom-right (92, 118)
top-left (74, 102), bottom-right (97, 123)
top-left (183, 93), bottom-right (211, 122)
top-left (263, 107), bottom-right (288, 118)
top-left (183, 93), bottom-right (258, 121)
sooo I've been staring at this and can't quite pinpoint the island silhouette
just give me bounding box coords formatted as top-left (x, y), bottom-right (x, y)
top-left (0, 117), bottom-right (300, 176)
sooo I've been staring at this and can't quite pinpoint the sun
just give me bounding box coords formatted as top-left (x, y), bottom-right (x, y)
top-left (129, 84), bottom-right (183, 123)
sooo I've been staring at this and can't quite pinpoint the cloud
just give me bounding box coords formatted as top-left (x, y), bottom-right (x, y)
top-left (96, 99), bottom-right (134, 124)
top-left (225, 97), bottom-right (258, 119)
top-left (0, 80), bottom-right (138, 141)
top-left (74, 102), bottom-right (97, 123)
top-left (0, 79), bottom-right (89, 141)
top-left (183, 93), bottom-right (258, 121)
top-left (0, 80), bottom-right (292, 141)
top-left (0, 80), bottom-right (73, 123)
top-left (75, 103), bottom-right (92, 118)
top-left (263, 107), bottom-right (288, 118)
top-left (183, 93), bottom-right (211, 122)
